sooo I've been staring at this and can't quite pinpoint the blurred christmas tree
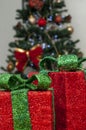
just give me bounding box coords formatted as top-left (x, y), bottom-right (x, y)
top-left (1, 0), bottom-right (83, 73)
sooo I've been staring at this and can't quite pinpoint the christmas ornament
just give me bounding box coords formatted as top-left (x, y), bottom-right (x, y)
top-left (38, 18), bottom-right (47, 27)
top-left (15, 22), bottom-right (22, 29)
top-left (28, 15), bottom-right (36, 24)
top-left (67, 25), bottom-right (74, 33)
top-left (56, 0), bottom-right (62, 3)
top-left (55, 15), bottom-right (62, 24)
top-left (65, 15), bottom-right (72, 22)
top-left (7, 61), bottom-right (14, 72)
top-left (29, 0), bottom-right (44, 10)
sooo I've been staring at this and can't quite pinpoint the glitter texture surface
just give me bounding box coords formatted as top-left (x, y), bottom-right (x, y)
top-left (57, 54), bottom-right (78, 70)
top-left (0, 90), bottom-right (54, 130)
top-left (28, 91), bottom-right (54, 130)
top-left (11, 89), bottom-right (31, 130)
top-left (0, 92), bottom-right (14, 130)
top-left (0, 73), bottom-right (54, 130)
top-left (49, 71), bottom-right (86, 130)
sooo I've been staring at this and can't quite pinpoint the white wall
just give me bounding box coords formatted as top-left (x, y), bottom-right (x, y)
top-left (0, 0), bottom-right (21, 73)
top-left (0, 0), bottom-right (86, 73)
top-left (66, 0), bottom-right (86, 55)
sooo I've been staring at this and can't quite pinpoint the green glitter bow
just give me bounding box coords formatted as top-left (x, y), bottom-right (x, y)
top-left (0, 73), bottom-right (51, 91)
top-left (0, 73), bottom-right (51, 130)
top-left (39, 54), bottom-right (86, 72)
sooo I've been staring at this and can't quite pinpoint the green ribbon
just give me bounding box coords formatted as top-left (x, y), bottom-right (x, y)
top-left (0, 73), bottom-right (51, 130)
top-left (39, 54), bottom-right (86, 72)
top-left (39, 56), bottom-right (58, 74)
top-left (11, 89), bottom-right (31, 130)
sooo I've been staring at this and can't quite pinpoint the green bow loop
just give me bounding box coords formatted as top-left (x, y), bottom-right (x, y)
top-left (0, 73), bottom-right (13, 90)
top-left (39, 56), bottom-right (58, 72)
top-left (57, 54), bottom-right (78, 70)
top-left (58, 55), bottom-right (86, 71)
top-left (28, 73), bottom-right (51, 90)
top-left (0, 73), bottom-right (51, 91)
top-left (39, 54), bottom-right (86, 71)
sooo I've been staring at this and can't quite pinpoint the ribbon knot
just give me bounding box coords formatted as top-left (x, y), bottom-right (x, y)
top-left (0, 73), bottom-right (51, 91)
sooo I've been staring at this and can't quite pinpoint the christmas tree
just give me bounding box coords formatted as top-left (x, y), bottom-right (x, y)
top-left (1, 0), bottom-right (83, 73)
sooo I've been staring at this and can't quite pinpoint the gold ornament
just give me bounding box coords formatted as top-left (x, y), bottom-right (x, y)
top-left (67, 26), bottom-right (74, 33)
top-left (28, 15), bottom-right (36, 24)
top-left (7, 61), bottom-right (14, 72)
top-left (56, 0), bottom-right (61, 3)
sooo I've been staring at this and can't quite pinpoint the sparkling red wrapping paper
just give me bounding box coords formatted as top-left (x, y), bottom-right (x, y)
top-left (28, 71), bottom-right (86, 130)
top-left (0, 91), bottom-right (54, 130)
top-left (49, 71), bottom-right (86, 130)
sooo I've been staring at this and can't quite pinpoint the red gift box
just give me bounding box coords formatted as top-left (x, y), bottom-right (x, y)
top-left (28, 54), bottom-right (86, 130)
top-left (0, 73), bottom-right (55, 130)
top-left (28, 71), bottom-right (86, 130)
top-left (49, 71), bottom-right (86, 130)
top-left (0, 90), bottom-right (54, 130)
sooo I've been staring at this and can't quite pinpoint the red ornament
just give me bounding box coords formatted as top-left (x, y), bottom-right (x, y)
top-left (29, 1), bottom-right (35, 8)
top-left (38, 18), bottom-right (47, 27)
top-left (55, 15), bottom-right (62, 24)
top-left (29, 0), bottom-right (44, 10)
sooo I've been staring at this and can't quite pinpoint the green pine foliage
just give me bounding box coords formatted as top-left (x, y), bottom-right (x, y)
top-left (1, 0), bottom-right (83, 73)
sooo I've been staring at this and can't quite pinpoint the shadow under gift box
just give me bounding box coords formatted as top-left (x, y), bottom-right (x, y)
top-left (28, 71), bottom-right (86, 130)
top-left (0, 90), bottom-right (54, 130)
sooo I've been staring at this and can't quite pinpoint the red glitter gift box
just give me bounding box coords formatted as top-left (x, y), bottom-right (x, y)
top-left (49, 71), bottom-right (86, 130)
top-left (36, 54), bottom-right (86, 130)
top-left (0, 74), bottom-right (55, 130)
top-left (28, 71), bottom-right (86, 130)
top-left (0, 90), bottom-right (54, 130)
